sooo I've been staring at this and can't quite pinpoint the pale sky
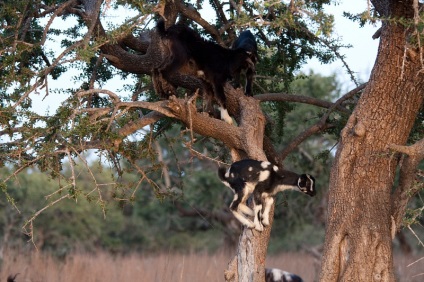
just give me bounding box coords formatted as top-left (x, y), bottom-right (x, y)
top-left (302, 0), bottom-right (379, 89)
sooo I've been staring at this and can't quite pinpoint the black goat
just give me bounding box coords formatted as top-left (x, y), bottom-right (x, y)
top-left (218, 159), bottom-right (315, 231)
top-left (155, 20), bottom-right (255, 124)
top-left (231, 30), bottom-right (258, 96)
top-left (265, 268), bottom-right (304, 282)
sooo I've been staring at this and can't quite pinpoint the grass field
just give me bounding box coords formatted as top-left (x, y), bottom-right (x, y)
top-left (0, 249), bottom-right (422, 281)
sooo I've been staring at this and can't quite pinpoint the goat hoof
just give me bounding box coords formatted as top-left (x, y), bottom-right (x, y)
top-left (254, 224), bottom-right (264, 232)
top-left (246, 223), bottom-right (256, 229)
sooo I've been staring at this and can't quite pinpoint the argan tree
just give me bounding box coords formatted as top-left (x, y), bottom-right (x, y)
top-left (320, 1), bottom-right (424, 281)
top-left (0, 1), bottom-right (422, 282)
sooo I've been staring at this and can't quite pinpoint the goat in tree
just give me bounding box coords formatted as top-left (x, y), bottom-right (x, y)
top-left (265, 268), bottom-right (304, 282)
top-left (155, 19), bottom-right (255, 124)
top-left (231, 30), bottom-right (258, 96)
top-left (218, 159), bottom-right (316, 231)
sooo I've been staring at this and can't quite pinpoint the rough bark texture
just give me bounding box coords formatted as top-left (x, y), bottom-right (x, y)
top-left (320, 5), bottom-right (424, 281)
top-left (222, 86), bottom-right (270, 282)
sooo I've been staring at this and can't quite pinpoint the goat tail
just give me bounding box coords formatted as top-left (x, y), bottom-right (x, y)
top-left (156, 18), bottom-right (167, 36)
top-left (218, 167), bottom-right (228, 181)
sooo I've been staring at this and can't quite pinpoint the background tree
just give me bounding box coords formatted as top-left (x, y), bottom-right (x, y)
top-left (1, 0), bottom-right (423, 281)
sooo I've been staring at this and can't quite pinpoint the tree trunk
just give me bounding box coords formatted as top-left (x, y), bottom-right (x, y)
top-left (319, 18), bottom-right (424, 282)
top-left (224, 88), bottom-right (271, 282)
top-left (225, 207), bottom-right (275, 282)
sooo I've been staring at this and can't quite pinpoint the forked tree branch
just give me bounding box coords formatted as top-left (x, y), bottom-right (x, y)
top-left (277, 83), bottom-right (367, 161)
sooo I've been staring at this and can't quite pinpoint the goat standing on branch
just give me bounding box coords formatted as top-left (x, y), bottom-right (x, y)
top-left (154, 19), bottom-right (256, 124)
top-left (218, 159), bottom-right (316, 231)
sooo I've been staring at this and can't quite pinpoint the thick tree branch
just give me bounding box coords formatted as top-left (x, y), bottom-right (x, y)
top-left (371, 0), bottom-right (390, 17)
top-left (89, 17), bottom-right (205, 91)
top-left (120, 31), bottom-right (152, 54)
top-left (166, 95), bottom-right (243, 150)
top-left (97, 22), bottom-right (158, 74)
top-left (390, 138), bottom-right (424, 235)
top-left (117, 111), bottom-right (165, 137)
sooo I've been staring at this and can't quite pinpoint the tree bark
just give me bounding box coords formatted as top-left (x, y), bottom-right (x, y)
top-left (222, 86), bottom-right (271, 282)
top-left (320, 14), bottom-right (424, 282)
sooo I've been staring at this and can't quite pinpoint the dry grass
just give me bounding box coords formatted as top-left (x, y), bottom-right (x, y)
top-left (0, 249), bottom-right (422, 282)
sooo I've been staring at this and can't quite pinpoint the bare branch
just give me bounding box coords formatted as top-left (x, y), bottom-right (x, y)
top-left (390, 138), bottom-right (424, 233)
top-left (255, 93), bottom-right (350, 114)
top-left (278, 83), bottom-right (367, 160)
top-left (279, 122), bottom-right (335, 161)
top-left (389, 138), bottom-right (424, 157)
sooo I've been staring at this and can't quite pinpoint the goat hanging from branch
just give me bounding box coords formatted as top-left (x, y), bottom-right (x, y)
top-left (218, 159), bottom-right (316, 231)
top-left (153, 19), bottom-right (257, 124)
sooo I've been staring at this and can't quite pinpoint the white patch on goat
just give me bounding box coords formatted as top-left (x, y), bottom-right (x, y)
top-left (261, 196), bottom-right (274, 226)
top-left (219, 107), bottom-right (233, 124)
top-left (297, 178), bottom-right (308, 193)
top-left (260, 161), bottom-right (271, 169)
top-left (275, 184), bottom-right (297, 194)
top-left (245, 182), bottom-right (256, 194)
top-left (224, 168), bottom-right (230, 178)
top-left (196, 70), bottom-right (205, 77)
top-left (239, 204), bottom-right (254, 216)
top-left (221, 180), bottom-right (232, 190)
top-left (258, 170), bottom-right (270, 182)
top-left (282, 271), bottom-right (293, 282)
top-left (230, 172), bottom-right (235, 178)
top-left (307, 174), bottom-right (314, 192)
top-left (271, 268), bottom-right (284, 281)
top-left (273, 165), bottom-right (279, 171)
top-left (253, 204), bottom-right (263, 231)
top-left (248, 166), bottom-right (253, 171)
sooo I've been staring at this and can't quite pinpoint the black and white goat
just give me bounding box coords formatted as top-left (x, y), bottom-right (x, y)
top-left (7, 274), bottom-right (18, 282)
top-left (231, 30), bottom-right (258, 96)
top-left (218, 159), bottom-right (315, 231)
top-left (265, 268), bottom-right (304, 282)
top-left (155, 20), bottom-right (255, 124)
